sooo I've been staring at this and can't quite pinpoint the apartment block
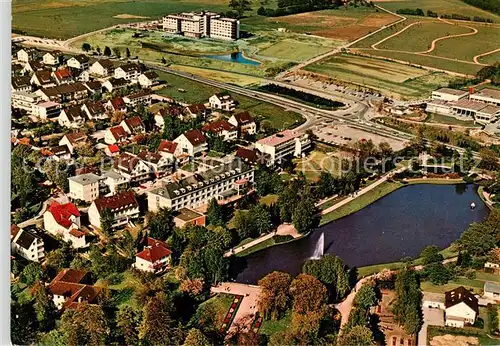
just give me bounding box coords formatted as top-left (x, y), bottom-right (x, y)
top-left (255, 130), bottom-right (311, 166)
top-left (163, 11), bottom-right (239, 40)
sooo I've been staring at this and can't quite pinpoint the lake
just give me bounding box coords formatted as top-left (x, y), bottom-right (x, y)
top-left (203, 52), bottom-right (261, 66)
top-left (235, 184), bottom-right (489, 284)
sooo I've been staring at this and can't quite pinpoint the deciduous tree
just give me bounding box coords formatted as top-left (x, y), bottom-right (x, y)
top-left (258, 271), bottom-right (292, 320)
top-left (289, 274), bottom-right (327, 314)
top-left (147, 207), bottom-right (175, 240)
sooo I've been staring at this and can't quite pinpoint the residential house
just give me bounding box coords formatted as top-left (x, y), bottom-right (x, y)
top-left (173, 129), bottom-right (208, 156)
top-left (84, 81), bottom-right (103, 94)
top-left (42, 51), bottom-right (64, 66)
top-left (58, 106), bottom-right (85, 128)
top-left (67, 54), bottom-right (90, 70)
top-left (137, 150), bottom-right (173, 178)
top-left (105, 144), bottom-right (120, 157)
top-left (134, 237), bottom-right (172, 273)
top-left (32, 101), bottom-right (61, 120)
top-left (157, 139), bottom-right (179, 159)
top-left (11, 91), bottom-right (39, 113)
top-left (184, 103), bottom-right (208, 119)
top-left (228, 111), bottom-right (256, 135)
top-left (81, 101), bottom-right (106, 120)
top-left (202, 119), bottom-right (238, 141)
top-left (36, 83), bottom-right (89, 103)
top-left (113, 152), bottom-right (151, 182)
top-left (59, 132), bottom-right (88, 154)
top-left (30, 70), bottom-right (56, 88)
top-left (89, 59), bottom-right (114, 77)
top-left (114, 63), bottom-right (141, 82)
top-left (48, 269), bottom-right (102, 310)
top-left (173, 208), bottom-right (206, 228)
top-left (444, 286), bottom-right (479, 328)
top-left (104, 126), bottom-right (128, 145)
top-left (123, 90), bottom-right (152, 107)
top-left (17, 48), bottom-right (38, 63)
top-left (148, 158), bottom-right (254, 212)
top-left (47, 145), bottom-right (72, 162)
top-left (138, 71), bottom-right (159, 87)
top-left (484, 282), bottom-right (500, 300)
top-left (22, 60), bottom-right (45, 74)
top-left (102, 77), bottom-right (129, 93)
top-left (52, 68), bottom-right (74, 85)
top-left (68, 173), bottom-right (102, 202)
top-left (105, 97), bottom-right (127, 113)
top-left (11, 76), bottom-right (32, 92)
top-left (43, 201), bottom-right (86, 248)
top-left (11, 63), bottom-right (24, 76)
top-left (255, 129), bottom-right (311, 166)
top-left (120, 116), bottom-right (145, 135)
top-left (209, 92), bottom-right (236, 111)
top-left (69, 67), bottom-right (90, 82)
top-left (101, 170), bottom-right (130, 195)
top-left (88, 191), bottom-right (140, 229)
top-left (11, 228), bottom-right (45, 262)
top-left (235, 147), bottom-right (270, 166)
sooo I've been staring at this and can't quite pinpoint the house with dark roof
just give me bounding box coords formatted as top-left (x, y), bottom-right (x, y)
top-left (103, 77), bottom-right (129, 93)
top-left (444, 286), bottom-right (479, 328)
top-left (105, 96), bottom-right (127, 113)
top-left (104, 125), bottom-right (129, 145)
top-left (113, 152), bottom-right (151, 182)
top-left (59, 132), bottom-right (88, 154)
top-left (137, 150), bottom-right (174, 178)
top-left (120, 116), bottom-right (145, 135)
top-left (36, 82), bottom-right (89, 103)
top-left (138, 71), bottom-right (159, 87)
top-left (114, 63), bottom-right (141, 81)
top-left (30, 70), bottom-right (56, 88)
top-left (134, 237), bottom-right (172, 273)
top-left (47, 144), bottom-right (72, 162)
top-left (209, 92), bottom-right (236, 111)
top-left (52, 68), bottom-right (74, 85)
top-left (184, 103), bottom-right (208, 119)
top-left (48, 269), bottom-right (102, 310)
top-left (11, 228), bottom-right (45, 262)
top-left (43, 201), bottom-right (87, 248)
top-left (89, 59), bottom-right (115, 77)
top-left (123, 90), bottom-right (152, 107)
top-left (11, 75), bottom-right (32, 92)
top-left (84, 80), bottom-right (103, 94)
top-left (157, 139), bottom-right (179, 159)
top-left (67, 54), bottom-right (90, 70)
top-left (88, 191), bottom-right (140, 229)
top-left (58, 105), bottom-right (85, 128)
top-left (235, 146), bottom-right (270, 166)
top-left (229, 111), bottom-right (256, 135)
top-left (81, 101), bottom-right (106, 120)
top-left (202, 119), bottom-right (238, 141)
top-left (173, 129), bottom-right (208, 156)
top-left (22, 60), bottom-right (45, 74)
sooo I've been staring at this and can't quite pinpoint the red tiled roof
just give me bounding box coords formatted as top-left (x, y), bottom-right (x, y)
top-left (158, 140), bottom-right (177, 154)
top-left (63, 131), bottom-right (88, 145)
top-left (109, 126), bottom-right (128, 140)
top-left (186, 103), bottom-right (206, 114)
top-left (94, 191), bottom-right (138, 213)
top-left (109, 97), bottom-right (125, 110)
top-left (107, 144), bottom-right (120, 153)
top-left (202, 120), bottom-right (237, 134)
top-left (49, 282), bottom-right (85, 297)
top-left (124, 116), bottom-right (145, 132)
top-left (183, 129), bottom-right (206, 145)
top-left (232, 111), bottom-right (254, 125)
top-left (136, 238), bottom-right (172, 263)
top-left (11, 225), bottom-right (20, 239)
top-left (51, 268), bottom-right (88, 285)
top-left (47, 202), bottom-right (80, 228)
top-left (69, 229), bottom-right (85, 238)
top-left (53, 68), bottom-right (72, 80)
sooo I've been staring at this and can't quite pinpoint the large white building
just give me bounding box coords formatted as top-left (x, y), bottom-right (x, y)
top-left (444, 286), bottom-right (478, 328)
top-left (68, 173), bottom-right (101, 202)
top-left (88, 191), bottom-right (140, 229)
top-left (11, 227), bottom-right (45, 263)
top-left (11, 91), bottom-right (40, 113)
top-left (255, 129), bottom-right (311, 166)
top-left (163, 11), bottom-right (240, 40)
top-left (148, 158), bottom-right (254, 212)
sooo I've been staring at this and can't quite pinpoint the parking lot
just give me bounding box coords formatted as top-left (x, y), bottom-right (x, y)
top-left (314, 124), bottom-right (407, 151)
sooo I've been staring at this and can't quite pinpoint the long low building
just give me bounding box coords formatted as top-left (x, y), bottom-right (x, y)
top-left (255, 129), bottom-right (311, 166)
top-left (148, 158), bottom-right (254, 212)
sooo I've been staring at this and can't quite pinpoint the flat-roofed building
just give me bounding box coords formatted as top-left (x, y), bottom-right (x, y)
top-left (32, 101), bottom-right (61, 120)
top-left (470, 88), bottom-right (500, 106)
top-left (210, 17), bottom-right (239, 40)
top-left (12, 91), bottom-right (40, 113)
top-left (173, 207), bottom-right (206, 228)
top-left (148, 158), bottom-right (254, 212)
top-left (68, 173), bottom-right (102, 202)
top-left (255, 129), bottom-right (311, 166)
top-left (432, 88), bottom-right (469, 102)
top-left (163, 11), bottom-right (239, 40)
top-left (451, 99), bottom-right (500, 124)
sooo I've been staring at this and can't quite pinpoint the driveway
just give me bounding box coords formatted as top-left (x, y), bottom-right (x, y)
top-left (418, 307), bottom-right (445, 346)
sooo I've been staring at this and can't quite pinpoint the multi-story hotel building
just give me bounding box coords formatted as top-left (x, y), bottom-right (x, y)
top-left (255, 130), bottom-right (312, 166)
top-left (163, 11), bottom-right (240, 40)
top-left (148, 158), bottom-right (254, 212)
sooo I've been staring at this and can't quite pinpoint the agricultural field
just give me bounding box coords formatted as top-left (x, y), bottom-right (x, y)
top-left (257, 40), bottom-right (333, 62)
top-left (155, 70), bottom-right (303, 130)
top-left (12, 0), bottom-right (228, 39)
top-left (303, 54), bottom-right (456, 99)
top-left (479, 50), bottom-right (500, 65)
top-left (376, 21), bottom-right (473, 53)
top-left (168, 65), bottom-right (263, 87)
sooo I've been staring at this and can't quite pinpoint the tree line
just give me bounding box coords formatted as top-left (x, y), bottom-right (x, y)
top-left (257, 0), bottom-right (346, 17)
top-left (258, 84), bottom-right (345, 110)
top-left (395, 7), bottom-right (494, 23)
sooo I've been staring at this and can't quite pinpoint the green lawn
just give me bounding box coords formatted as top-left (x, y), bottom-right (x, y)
top-left (426, 113), bottom-right (480, 127)
top-left (320, 181), bottom-right (403, 225)
top-left (259, 310), bottom-right (292, 336)
top-left (236, 237), bottom-right (276, 257)
top-left (421, 277), bottom-right (484, 294)
top-left (258, 40), bottom-right (333, 62)
top-left (260, 194), bottom-right (279, 206)
top-left (190, 293), bottom-right (235, 331)
top-left (304, 53), bottom-right (455, 99)
top-left (479, 50), bottom-right (500, 65)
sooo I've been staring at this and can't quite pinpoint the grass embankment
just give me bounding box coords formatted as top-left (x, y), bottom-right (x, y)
top-left (319, 181), bottom-right (403, 225)
top-left (235, 235), bottom-right (295, 257)
top-left (190, 293), bottom-right (235, 330)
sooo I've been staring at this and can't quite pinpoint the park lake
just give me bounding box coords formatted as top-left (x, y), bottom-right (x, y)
top-left (235, 184), bottom-right (489, 284)
top-left (203, 52), bottom-right (261, 65)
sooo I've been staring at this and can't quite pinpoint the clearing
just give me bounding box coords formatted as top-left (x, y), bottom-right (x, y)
top-left (258, 40), bottom-right (333, 62)
top-left (113, 14), bottom-right (150, 19)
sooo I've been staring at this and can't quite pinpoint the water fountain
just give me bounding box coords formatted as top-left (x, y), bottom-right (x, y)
top-left (311, 232), bottom-right (325, 259)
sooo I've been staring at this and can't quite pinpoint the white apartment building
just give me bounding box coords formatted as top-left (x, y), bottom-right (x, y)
top-left (11, 91), bottom-right (40, 113)
top-left (163, 11), bottom-right (240, 40)
top-left (148, 158), bottom-right (254, 212)
top-left (68, 173), bottom-right (101, 202)
top-left (114, 63), bottom-right (141, 82)
top-left (470, 88), bottom-right (500, 106)
top-left (32, 101), bottom-right (61, 120)
top-left (255, 130), bottom-right (311, 166)
top-left (209, 92), bottom-right (236, 111)
top-left (11, 228), bottom-right (45, 262)
top-left (88, 191), bottom-right (140, 229)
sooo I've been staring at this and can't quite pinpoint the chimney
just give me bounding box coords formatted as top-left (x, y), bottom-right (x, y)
top-left (469, 87), bottom-right (474, 95)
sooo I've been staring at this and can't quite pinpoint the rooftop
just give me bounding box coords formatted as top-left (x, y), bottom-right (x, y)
top-left (69, 173), bottom-right (102, 185)
top-left (434, 88), bottom-right (468, 96)
top-left (256, 129), bottom-right (302, 147)
top-left (474, 88), bottom-right (500, 100)
top-left (453, 99), bottom-right (490, 111)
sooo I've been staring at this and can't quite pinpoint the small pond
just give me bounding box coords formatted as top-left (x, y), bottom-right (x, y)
top-left (203, 51), bottom-right (261, 65)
